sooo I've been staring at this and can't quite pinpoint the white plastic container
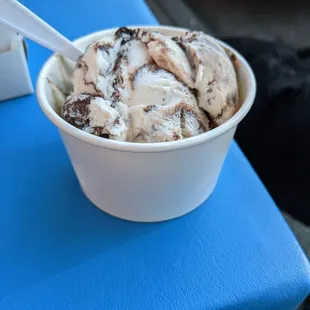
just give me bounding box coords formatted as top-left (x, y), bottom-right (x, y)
top-left (0, 24), bottom-right (33, 102)
top-left (36, 26), bottom-right (256, 222)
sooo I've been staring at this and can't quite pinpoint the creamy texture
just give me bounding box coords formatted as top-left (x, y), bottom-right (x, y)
top-left (63, 27), bottom-right (238, 143)
top-left (179, 32), bottom-right (238, 124)
top-left (62, 94), bottom-right (129, 140)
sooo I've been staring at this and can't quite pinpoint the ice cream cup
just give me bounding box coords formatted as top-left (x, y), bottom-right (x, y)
top-left (37, 26), bottom-right (256, 222)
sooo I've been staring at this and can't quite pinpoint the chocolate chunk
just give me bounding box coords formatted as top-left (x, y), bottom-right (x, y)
top-left (62, 94), bottom-right (92, 129)
top-left (100, 133), bottom-right (110, 139)
top-left (94, 42), bottom-right (112, 53)
top-left (143, 105), bottom-right (156, 113)
top-left (114, 27), bottom-right (135, 44)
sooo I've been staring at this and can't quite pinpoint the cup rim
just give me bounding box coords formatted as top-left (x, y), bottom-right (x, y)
top-left (37, 25), bottom-right (256, 153)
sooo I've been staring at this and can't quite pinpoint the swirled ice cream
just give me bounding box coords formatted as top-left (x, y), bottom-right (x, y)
top-left (62, 27), bottom-right (238, 143)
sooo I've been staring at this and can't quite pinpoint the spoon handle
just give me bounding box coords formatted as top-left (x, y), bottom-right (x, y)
top-left (0, 0), bottom-right (83, 62)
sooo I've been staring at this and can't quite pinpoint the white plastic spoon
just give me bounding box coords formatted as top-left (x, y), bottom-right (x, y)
top-left (0, 0), bottom-right (83, 62)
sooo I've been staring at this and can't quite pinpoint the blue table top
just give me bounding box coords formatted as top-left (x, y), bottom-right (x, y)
top-left (1, 0), bottom-right (310, 309)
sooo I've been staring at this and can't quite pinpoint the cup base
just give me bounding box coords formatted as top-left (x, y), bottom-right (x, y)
top-left (80, 183), bottom-right (217, 223)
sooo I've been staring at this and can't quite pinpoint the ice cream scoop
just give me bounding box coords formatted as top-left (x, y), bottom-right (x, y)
top-left (63, 94), bottom-right (129, 141)
top-left (178, 32), bottom-right (238, 125)
top-left (63, 27), bottom-right (239, 143)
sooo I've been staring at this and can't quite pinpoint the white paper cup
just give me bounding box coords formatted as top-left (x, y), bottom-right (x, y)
top-left (37, 26), bottom-right (256, 222)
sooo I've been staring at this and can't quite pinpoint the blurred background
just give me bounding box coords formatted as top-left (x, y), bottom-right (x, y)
top-left (147, 0), bottom-right (310, 47)
top-left (146, 0), bottom-right (310, 307)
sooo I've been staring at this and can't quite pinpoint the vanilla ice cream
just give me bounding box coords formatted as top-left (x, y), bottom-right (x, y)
top-left (62, 27), bottom-right (238, 143)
